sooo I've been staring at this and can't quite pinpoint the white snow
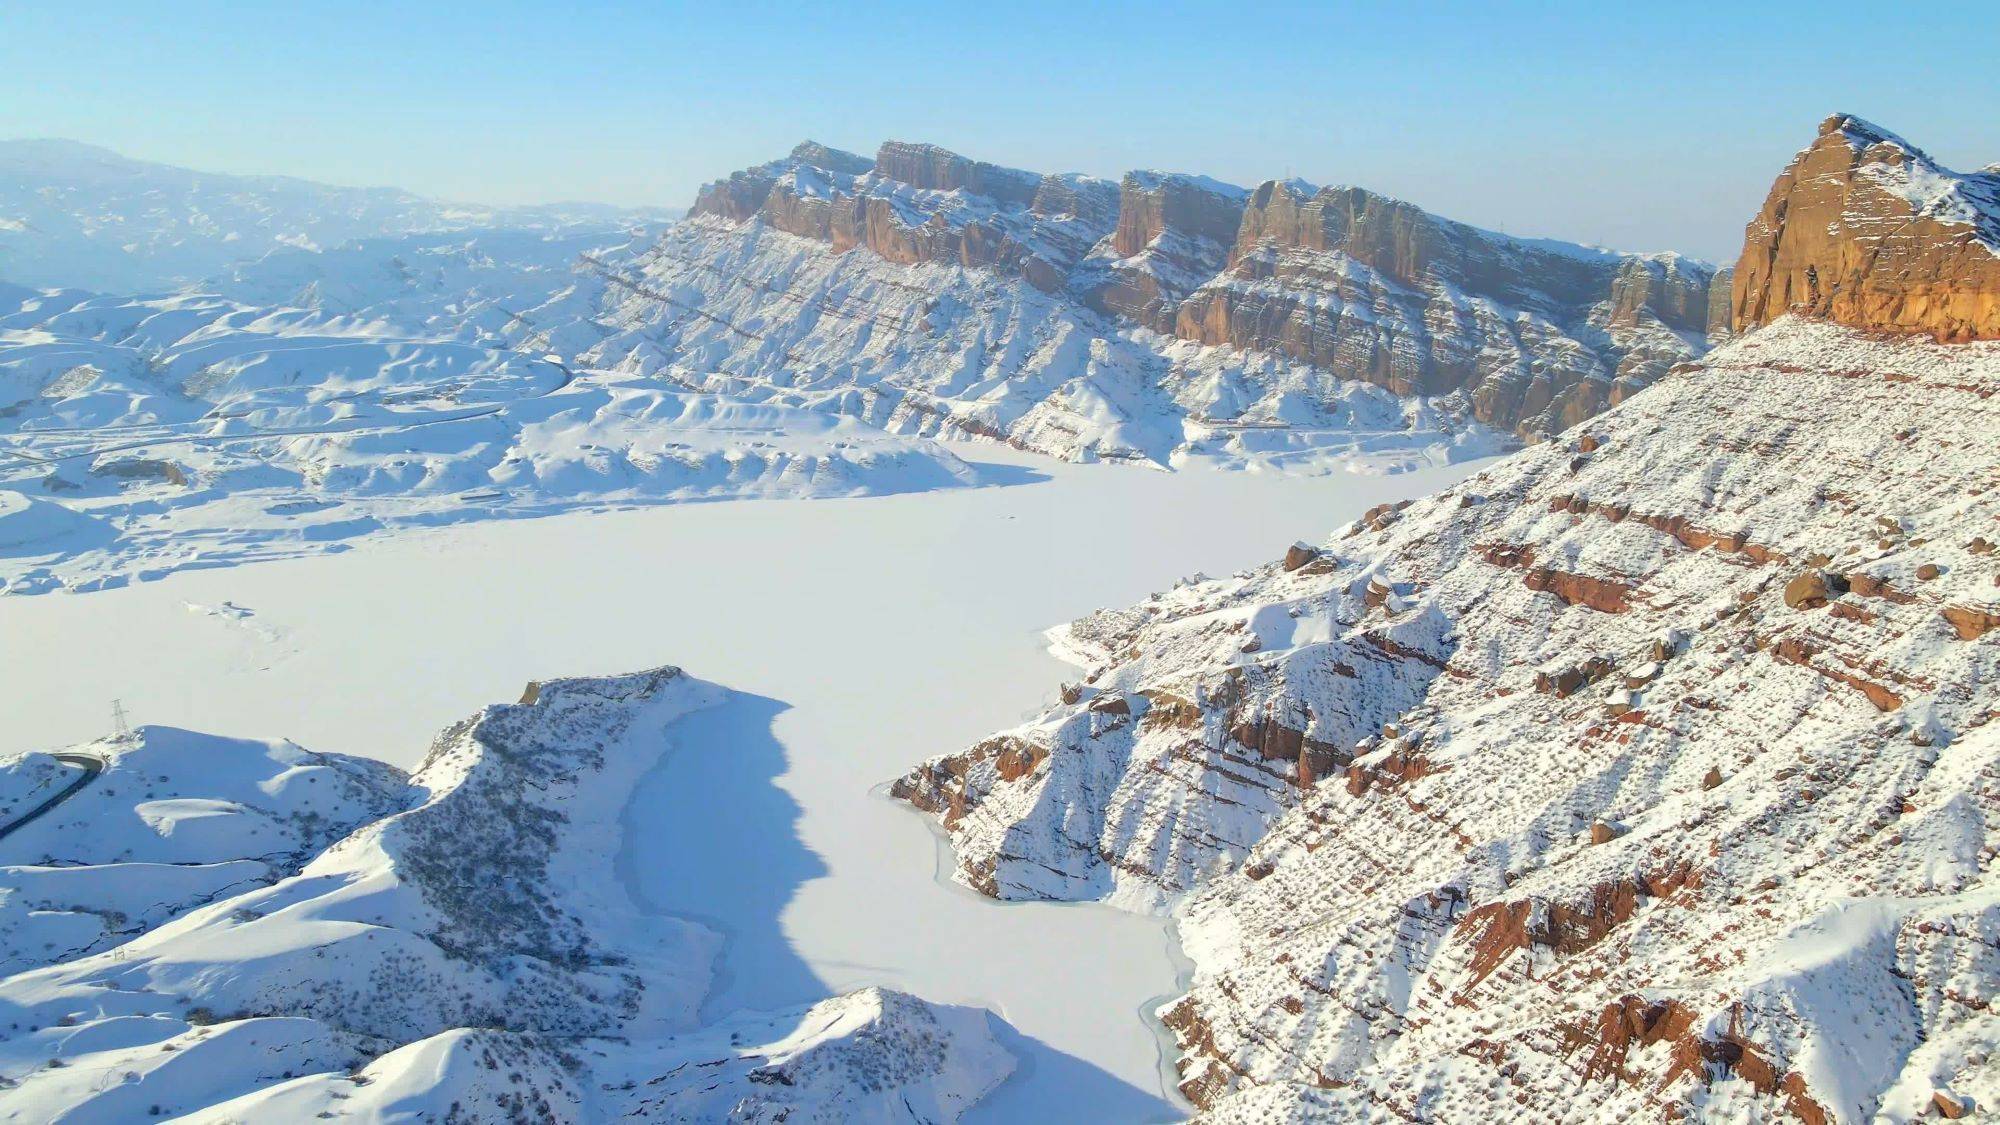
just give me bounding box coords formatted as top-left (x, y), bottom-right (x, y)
top-left (0, 445), bottom-right (1485, 1119)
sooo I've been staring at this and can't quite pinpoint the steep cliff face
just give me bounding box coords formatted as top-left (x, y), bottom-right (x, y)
top-left (692, 140), bottom-right (1115, 295)
top-left (874, 140), bottom-right (1043, 208)
top-left (1733, 114), bottom-right (2000, 341)
top-left (1707, 264), bottom-right (1736, 340)
top-left (681, 141), bottom-right (1711, 440)
top-left (688, 140), bottom-right (873, 222)
top-left (1073, 172), bottom-right (1251, 330)
top-left (1176, 180), bottom-right (1711, 435)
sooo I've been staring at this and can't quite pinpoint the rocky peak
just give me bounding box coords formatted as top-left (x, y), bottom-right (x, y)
top-left (787, 139), bottom-right (873, 176)
top-left (1732, 113), bottom-right (2000, 340)
top-left (1111, 171), bottom-right (1250, 257)
top-left (872, 141), bottom-right (1042, 209)
top-left (689, 140), bottom-right (873, 222)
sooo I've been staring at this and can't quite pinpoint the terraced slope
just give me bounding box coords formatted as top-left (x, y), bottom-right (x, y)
top-left (896, 313), bottom-right (1999, 1121)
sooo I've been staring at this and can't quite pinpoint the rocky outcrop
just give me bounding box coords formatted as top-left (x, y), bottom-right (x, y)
top-left (1733, 114), bottom-right (2000, 341)
top-left (873, 141), bottom-right (1041, 208)
top-left (689, 140), bottom-right (873, 222)
top-left (1707, 264), bottom-right (1736, 340)
top-left (897, 316), bottom-right (2000, 1123)
top-left (1072, 172), bottom-right (1251, 330)
top-left (1175, 180), bottom-right (1712, 435)
top-left (1606, 255), bottom-right (1712, 334)
top-left (693, 140), bottom-right (1115, 296)
top-left (679, 140), bottom-right (1713, 438)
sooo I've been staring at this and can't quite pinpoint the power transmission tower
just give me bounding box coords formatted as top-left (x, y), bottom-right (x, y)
top-left (110, 699), bottom-right (130, 740)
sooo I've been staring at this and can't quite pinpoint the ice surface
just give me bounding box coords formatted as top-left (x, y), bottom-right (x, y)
top-left (0, 446), bottom-right (1486, 1118)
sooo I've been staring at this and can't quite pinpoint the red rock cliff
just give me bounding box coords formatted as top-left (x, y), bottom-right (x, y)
top-left (1732, 114), bottom-right (2000, 341)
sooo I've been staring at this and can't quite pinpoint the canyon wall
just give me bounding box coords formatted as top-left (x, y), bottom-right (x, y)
top-left (687, 139), bottom-right (1713, 438)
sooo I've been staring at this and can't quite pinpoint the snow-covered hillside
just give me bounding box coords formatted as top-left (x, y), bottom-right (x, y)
top-left (0, 139), bottom-right (672, 293)
top-left (0, 729), bottom-right (407, 978)
top-left (570, 217), bottom-right (1514, 472)
top-left (895, 317), bottom-right (2000, 1121)
top-left (0, 284), bottom-right (986, 592)
top-left (623, 138), bottom-right (1719, 461)
top-left (0, 668), bottom-right (1015, 1121)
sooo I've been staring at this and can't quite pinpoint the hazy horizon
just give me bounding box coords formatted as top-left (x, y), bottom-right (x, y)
top-left (4, 1), bottom-right (1996, 262)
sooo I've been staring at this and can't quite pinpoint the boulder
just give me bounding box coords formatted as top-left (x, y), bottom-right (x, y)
top-left (1783, 570), bottom-right (1847, 610)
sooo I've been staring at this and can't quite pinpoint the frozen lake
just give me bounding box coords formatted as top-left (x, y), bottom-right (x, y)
top-left (0, 447), bottom-right (1486, 1120)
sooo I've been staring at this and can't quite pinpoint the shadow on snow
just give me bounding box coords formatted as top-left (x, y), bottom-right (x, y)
top-left (616, 688), bottom-right (1174, 1122)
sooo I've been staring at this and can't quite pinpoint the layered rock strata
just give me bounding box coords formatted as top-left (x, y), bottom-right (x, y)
top-left (681, 138), bottom-right (1714, 439)
top-left (1733, 114), bottom-right (2000, 341)
top-left (900, 316), bottom-right (2000, 1123)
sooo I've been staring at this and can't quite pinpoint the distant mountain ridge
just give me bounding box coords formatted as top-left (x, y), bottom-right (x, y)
top-left (682, 138), bottom-right (1723, 439)
top-left (0, 139), bottom-right (675, 293)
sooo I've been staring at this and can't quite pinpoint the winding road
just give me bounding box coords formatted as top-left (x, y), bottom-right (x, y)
top-left (0, 752), bottom-right (105, 843)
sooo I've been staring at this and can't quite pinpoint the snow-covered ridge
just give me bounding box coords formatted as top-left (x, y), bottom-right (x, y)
top-left (0, 668), bottom-right (1015, 1121)
top-left (1826, 114), bottom-right (2000, 253)
top-left (894, 317), bottom-right (2000, 1121)
top-left (678, 138), bottom-right (1719, 440)
top-left (0, 726), bottom-right (407, 978)
top-left (577, 216), bottom-right (1513, 472)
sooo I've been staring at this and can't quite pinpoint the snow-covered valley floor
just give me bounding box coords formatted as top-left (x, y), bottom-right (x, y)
top-left (0, 447), bottom-right (1485, 1120)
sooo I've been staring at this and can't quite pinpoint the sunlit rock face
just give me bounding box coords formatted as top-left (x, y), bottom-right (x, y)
top-left (682, 138), bottom-right (1715, 444)
top-left (1176, 179), bottom-right (1712, 436)
top-left (1075, 171), bottom-right (1251, 331)
top-left (690, 139), bottom-right (1117, 295)
top-left (1733, 114), bottom-right (2000, 342)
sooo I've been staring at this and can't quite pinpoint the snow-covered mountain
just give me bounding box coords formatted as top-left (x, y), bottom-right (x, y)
top-left (0, 133), bottom-right (1726, 594)
top-left (895, 117), bottom-right (2000, 1122)
top-left (0, 139), bottom-right (674, 293)
top-left (1731, 113), bottom-right (2000, 342)
top-left (0, 668), bottom-right (1015, 1121)
top-left (582, 137), bottom-right (1720, 468)
top-left (1, 112), bottom-right (1994, 1124)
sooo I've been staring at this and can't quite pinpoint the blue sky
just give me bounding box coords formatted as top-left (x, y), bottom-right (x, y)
top-left (3, 1), bottom-right (1994, 261)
